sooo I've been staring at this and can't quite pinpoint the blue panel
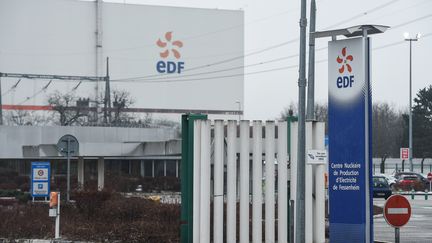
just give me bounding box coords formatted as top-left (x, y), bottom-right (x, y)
top-left (31, 161), bottom-right (51, 198)
top-left (328, 37), bottom-right (373, 243)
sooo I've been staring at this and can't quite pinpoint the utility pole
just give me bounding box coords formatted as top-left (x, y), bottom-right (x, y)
top-left (306, 0), bottom-right (316, 121)
top-left (104, 57), bottom-right (111, 123)
top-left (96, 0), bottom-right (103, 105)
top-left (296, 0), bottom-right (307, 242)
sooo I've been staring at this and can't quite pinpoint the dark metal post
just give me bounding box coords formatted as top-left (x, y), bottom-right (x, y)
top-left (296, 0), bottom-right (307, 241)
top-left (421, 158), bottom-right (425, 173)
top-left (409, 40), bottom-right (413, 172)
top-left (395, 228), bottom-right (400, 243)
top-left (306, 0), bottom-right (316, 121)
top-left (180, 114), bottom-right (207, 243)
top-left (66, 137), bottom-right (70, 202)
top-left (104, 57), bottom-right (111, 123)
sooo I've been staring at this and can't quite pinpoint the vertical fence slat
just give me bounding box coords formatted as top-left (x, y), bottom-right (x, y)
top-left (240, 120), bottom-right (250, 243)
top-left (226, 120), bottom-right (237, 243)
top-left (265, 121), bottom-right (275, 243)
top-left (278, 121), bottom-right (288, 243)
top-left (289, 121), bottom-right (298, 240)
top-left (214, 120), bottom-right (224, 243)
top-left (200, 120), bottom-right (211, 243)
top-left (252, 121), bottom-right (263, 243)
top-left (193, 120), bottom-right (202, 243)
top-left (313, 122), bottom-right (326, 243)
top-left (305, 122), bottom-right (313, 243)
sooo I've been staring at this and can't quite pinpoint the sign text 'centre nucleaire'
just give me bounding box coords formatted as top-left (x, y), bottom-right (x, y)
top-left (328, 37), bottom-right (373, 243)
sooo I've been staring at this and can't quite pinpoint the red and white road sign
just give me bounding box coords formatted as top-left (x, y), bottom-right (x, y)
top-left (427, 172), bottom-right (432, 181)
top-left (400, 148), bottom-right (409, 160)
top-left (384, 195), bottom-right (411, 228)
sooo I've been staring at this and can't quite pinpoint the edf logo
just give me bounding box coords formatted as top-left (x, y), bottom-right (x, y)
top-left (156, 31), bottom-right (185, 74)
top-left (336, 47), bottom-right (354, 88)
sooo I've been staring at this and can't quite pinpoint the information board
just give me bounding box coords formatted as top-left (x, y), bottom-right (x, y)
top-left (328, 37), bottom-right (373, 243)
top-left (31, 162), bottom-right (51, 198)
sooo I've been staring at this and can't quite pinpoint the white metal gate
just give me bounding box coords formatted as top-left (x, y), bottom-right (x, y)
top-left (181, 116), bottom-right (326, 243)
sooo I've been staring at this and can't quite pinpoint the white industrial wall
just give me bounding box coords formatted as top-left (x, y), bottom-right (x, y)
top-left (0, 0), bottom-right (244, 113)
top-left (0, 125), bottom-right (178, 158)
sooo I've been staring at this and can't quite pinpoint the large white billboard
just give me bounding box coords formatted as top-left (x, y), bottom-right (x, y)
top-left (0, 0), bottom-right (244, 116)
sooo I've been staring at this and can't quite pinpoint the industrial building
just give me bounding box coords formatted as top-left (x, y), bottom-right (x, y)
top-left (0, 125), bottom-right (181, 190)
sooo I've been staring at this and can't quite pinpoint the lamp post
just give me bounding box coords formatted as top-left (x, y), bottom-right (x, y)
top-left (404, 32), bottom-right (421, 172)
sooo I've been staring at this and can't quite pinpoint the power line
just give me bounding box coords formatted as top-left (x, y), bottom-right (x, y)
top-left (17, 80), bottom-right (53, 105)
top-left (112, 38), bottom-right (299, 81)
top-left (113, 10), bottom-right (431, 82)
top-left (116, 47), bottom-right (329, 82)
top-left (1, 79), bottom-right (21, 96)
top-left (112, 59), bottom-right (328, 84)
top-left (365, 0), bottom-right (432, 23)
top-left (323, 0), bottom-right (401, 30)
top-left (112, 32), bottom-right (432, 84)
top-left (1, 2), bottom-right (301, 56)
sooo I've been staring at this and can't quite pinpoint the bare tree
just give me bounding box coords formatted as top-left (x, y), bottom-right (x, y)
top-left (111, 89), bottom-right (134, 124)
top-left (4, 110), bottom-right (49, 126)
top-left (47, 91), bottom-right (87, 126)
top-left (372, 102), bottom-right (404, 158)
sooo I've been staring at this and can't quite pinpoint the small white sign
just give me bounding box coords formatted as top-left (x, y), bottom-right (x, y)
top-left (32, 182), bottom-right (49, 196)
top-left (307, 150), bottom-right (328, 164)
top-left (400, 148), bottom-right (409, 160)
top-left (33, 168), bottom-right (49, 181)
top-left (49, 208), bottom-right (57, 217)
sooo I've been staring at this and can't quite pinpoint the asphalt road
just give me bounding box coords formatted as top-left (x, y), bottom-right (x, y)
top-left (374, 196), bottom-right (432, 243)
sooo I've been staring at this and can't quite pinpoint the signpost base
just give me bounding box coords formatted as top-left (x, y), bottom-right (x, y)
top-left (395, 228), bottom-right (400, 243)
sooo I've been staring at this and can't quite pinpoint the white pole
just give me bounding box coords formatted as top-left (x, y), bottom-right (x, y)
top-left (200, 120), bottom-right (211, 243)
top-left (278, 121), bottom-right (288, 243)
top-left (55, 192), bottom-right (60, 239)
top-left (240, 120), bottom-right (250, 243)
top-left (226, 120), bottom-right (237, 243)
top-left (252, 121), bottom-right (263, 243)
top-left (313, 122), bottom-right (326, 243)
top-left (214, 120), bottom-right (224, 243)
top-left (193, 120), bottom-right (202, 243)
top-left (265, 121), bottom-right (275, 243)
top-left (305, 122), bottom-right (313, 243)
top-left (290, 121), bottom-right (298, 240)
top-left (315, 164), bottom-right (326, 243)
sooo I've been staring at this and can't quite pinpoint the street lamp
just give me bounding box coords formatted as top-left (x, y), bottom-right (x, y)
top-left (404, 32), bottom-right (421, 172)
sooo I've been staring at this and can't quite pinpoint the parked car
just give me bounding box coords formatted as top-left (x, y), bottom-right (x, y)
top-left (376, 173), bottom-right (396, 188)
top-left (393, 172), bottom-right (429, 191)
top-left (373, 176), bottom-right (392, 199)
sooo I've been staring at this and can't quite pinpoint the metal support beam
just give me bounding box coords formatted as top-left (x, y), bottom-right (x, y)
top-left (306, 0), bottom-right (316, 121)
top-left (0, 72), bottom-right (104, 81)
top-left (296, 0), bottom-right (308, 241)
top-left (104, 57), bottom-right (111, 123)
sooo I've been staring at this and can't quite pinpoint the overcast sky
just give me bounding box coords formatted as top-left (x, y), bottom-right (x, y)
top-left (3, 0), bottom-right (431, 120)
top-left (106, 0), bottom-right (431, 120)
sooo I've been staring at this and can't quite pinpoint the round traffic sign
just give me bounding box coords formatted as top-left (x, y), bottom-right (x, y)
top-left (37, 170), bottom-right (44, 176)
top-left (427, 172), bottom-right (432, 181)
top-left (384, 195), bottom-right (411, 228)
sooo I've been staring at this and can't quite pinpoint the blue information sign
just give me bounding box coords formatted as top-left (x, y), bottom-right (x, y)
top-left (328, 37), bottom-right (373, 242)
top-left (31, 161), bottom-right (51, 198)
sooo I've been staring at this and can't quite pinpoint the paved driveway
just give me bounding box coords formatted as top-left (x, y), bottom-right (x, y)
top-left (374, 196), bottom-right (432, 243)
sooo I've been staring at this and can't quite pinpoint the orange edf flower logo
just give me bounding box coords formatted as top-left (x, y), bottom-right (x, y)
top-left (156, 32), bottom-right (183, 59)
top-left (336, 47), bottom-right (353, 74)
